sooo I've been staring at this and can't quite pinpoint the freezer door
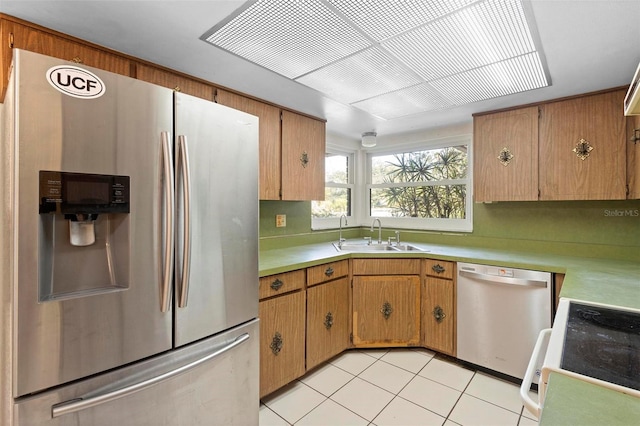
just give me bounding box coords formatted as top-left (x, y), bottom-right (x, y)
top-left (13, 50), bottom-right (173, 397)
top-left (173, 93), bottom-right (259, 346)
top-left (13, 319), bottom-right (259, 426)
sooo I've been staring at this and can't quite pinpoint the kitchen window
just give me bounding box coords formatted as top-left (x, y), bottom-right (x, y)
top-left (311, 152), bottom-right (354, 229)
top-left (367, 140), bottom-right (472, 232)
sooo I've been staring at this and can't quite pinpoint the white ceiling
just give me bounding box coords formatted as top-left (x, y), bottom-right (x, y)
top-left (1, 1), bottom-right (639, 145)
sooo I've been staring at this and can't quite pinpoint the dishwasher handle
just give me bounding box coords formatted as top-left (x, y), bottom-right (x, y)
top-left (459, 269), bottom-right (547, 288)
top-left (520, 328), bottom-right (552, 418)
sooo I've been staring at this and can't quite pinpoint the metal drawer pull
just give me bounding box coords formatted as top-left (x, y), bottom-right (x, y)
top-left (52, 333), bottom-right (250, 418)
top-left (324, 312), bottom-right (334, 329)
top-left (381, 302), bottom-right (393, 320)
top-left (433, 305), bottom-right (446, 323)
top-left (432, 264), bottom-right (446, 274)
top-left (324, 267), bottom-right (334, 277)
top-left (270, 279), bottom-right (284, 291)
top-left (270, 332), bottom-right (283, 355)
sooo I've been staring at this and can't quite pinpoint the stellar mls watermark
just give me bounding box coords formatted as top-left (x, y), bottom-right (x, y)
top-left (603, 209), bottom-right (639, 217)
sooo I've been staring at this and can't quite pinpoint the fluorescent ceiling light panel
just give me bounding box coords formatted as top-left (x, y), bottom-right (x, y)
top-left (202, 0), bottom-right (549, 120)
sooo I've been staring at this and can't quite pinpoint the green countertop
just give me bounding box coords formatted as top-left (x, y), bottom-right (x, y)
top-left (259, 240), bottom-right (640, 425)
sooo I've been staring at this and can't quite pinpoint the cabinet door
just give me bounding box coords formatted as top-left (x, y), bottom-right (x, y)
top-left (539, 90), bottom-right (627, 200)
top-left (422, 277), bottom-right (455, 356)
top-left (352, 275), bottom-right (420, 347)
top-left (306, 278), bottom-right (350, 370)
top-left (135, 63), bottom-right (214, 100)
top-left (1, 18), bottom-right (131, 99)
top-left (473, 106), bottom-right (539, 202)
top-left (627, 115), bottom-right (640, 199)
top-left (216, 89), bottom-right (282, 200)
top-left (259, 291), bottom-right (305, 397)
top-left (281, 110), bottom-right (325, 201)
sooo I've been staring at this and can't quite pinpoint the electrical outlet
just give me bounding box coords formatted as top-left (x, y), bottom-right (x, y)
top-left (276, 214), bottom-right (286, 228)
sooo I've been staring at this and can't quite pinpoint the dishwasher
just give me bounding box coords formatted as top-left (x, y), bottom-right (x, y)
top-left (456, 262), bottom-right (552, 381)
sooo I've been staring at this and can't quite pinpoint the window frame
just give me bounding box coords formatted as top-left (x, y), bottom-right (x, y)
top-left (364, 135), bottom-right (473, 232)
top-left (311, 148), bottom-right (356, 230)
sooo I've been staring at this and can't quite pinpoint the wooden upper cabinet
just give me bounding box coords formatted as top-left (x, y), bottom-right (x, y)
top-left (281, 110), bottom-right (326, 201)
top-left (473, 106), bottom-right (539, 202)
top-left (135, 63), bottom-right (214, 101)
top-left (1, 17), bottom-right (131, 99)
top-left (216, 89), bottom-right (282, 200)
top-left (627, 115), bottom-right (640, 199)
top-left (539, 89), bottom-right (628, 200)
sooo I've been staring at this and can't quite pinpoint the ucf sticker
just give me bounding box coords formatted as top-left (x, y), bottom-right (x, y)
top-left (46, 65), bottom-right (106, 99)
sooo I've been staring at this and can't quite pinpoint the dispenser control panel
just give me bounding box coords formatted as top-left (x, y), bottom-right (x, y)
top-left (39, 171), bottom-right (130, 214)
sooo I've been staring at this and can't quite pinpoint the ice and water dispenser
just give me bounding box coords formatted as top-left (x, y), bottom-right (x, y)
top-left (38, 171), bottom-right (131, 300)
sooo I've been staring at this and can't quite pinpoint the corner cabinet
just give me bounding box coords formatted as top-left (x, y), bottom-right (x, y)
top-left (258, 270), bottom-right (306, 398)
top-left (539, 89), bottom-right (627, 200)
top-left (628, 115), bottom-right (640, 199)
top-left (422, 260), bottom-right (456, 356)
top-left (351, 259), bottom-right (421, 347)
top-left (305, 260), bottom-right (350, 370)
top-left (473, 106), bottom-right (539, 202)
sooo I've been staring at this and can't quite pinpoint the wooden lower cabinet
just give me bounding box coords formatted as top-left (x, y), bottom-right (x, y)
top-left (259, 291), bottom-right (305, 398)
top-left (352, 275), bottom-right (420, 347)
top-left (422, 277), bottom-right (455, 356)
top-left (306, 277), bottom-right (350, 370)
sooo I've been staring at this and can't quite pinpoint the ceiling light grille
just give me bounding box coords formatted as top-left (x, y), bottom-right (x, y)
top-left (326, 0), bottom-right (478, 42)
top-left (296, 47), bottom-right (421, 104)
top-left (202, 0), bottom-right (550, 123)
top-left (204, 0), bottom-right (371, 79)
top-left (353, 84), bottom-right (452, 120)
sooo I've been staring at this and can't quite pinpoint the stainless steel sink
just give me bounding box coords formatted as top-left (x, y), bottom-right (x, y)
top-left (332, 242), bottom-right (427, 253)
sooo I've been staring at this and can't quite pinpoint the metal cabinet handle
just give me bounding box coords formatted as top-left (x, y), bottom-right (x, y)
top-left (324, 312), bottom-right (334, 329)
top-left (573, 138), bottom-right (593, 160)
top-left (381, 302), bottom-right (393, 320)
top-left (300, 151), bottom-right (309, 168)
top-left (177, 135), bottom-right (192, 308)
top-left (52, 333), bottom-right (250, 418)
top-left (324, 267), bottom-right (334, 277)
top-left (270, 332), bottom-right (283, 355)
top-left (270, 279), bottom-right (284, 291)
top-left (160, 132), bottom-right (175, 313)
top-left (433, 305), bottom-right (446, 323)
top-left (432, 264), bottom-right (446, 274)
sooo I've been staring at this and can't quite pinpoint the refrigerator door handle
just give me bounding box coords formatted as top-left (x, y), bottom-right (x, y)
top-left (160, 132), bottom-right (175, 313)
top-left (177, 135), bottom-right (192, 308)
top-left (51, 333), bottom-right (251, 418)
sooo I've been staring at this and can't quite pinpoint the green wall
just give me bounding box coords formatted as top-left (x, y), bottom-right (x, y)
top-left (260, 199), bottom-right (640, 261)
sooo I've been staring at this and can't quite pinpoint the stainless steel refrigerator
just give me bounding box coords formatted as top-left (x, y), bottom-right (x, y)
top-left (0, 49), bottom-right (259, 425)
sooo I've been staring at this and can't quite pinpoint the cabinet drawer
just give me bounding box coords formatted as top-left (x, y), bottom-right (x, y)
top-left (352, 259), bottom-right (421, 275)
top-left (425, 259), bottom-right (455, 279)
top-left (259, 269), bottom-right (305, 299)
top-left (307, 260), bottom-right (349, 287)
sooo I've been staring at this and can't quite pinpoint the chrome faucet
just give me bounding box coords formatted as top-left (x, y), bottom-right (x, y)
top-left (371, 218), bottom-right (382, 244)
top-left (338, 214), bottom-right (348, 247)
top-left (395, 230), bottom-right (401, 246)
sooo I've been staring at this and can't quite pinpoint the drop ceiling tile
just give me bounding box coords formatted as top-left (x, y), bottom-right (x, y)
top-left (296, 47), bottom-right (421, 104)
top-left (327, 0), bottom-right (478, 41)
top-left (430, 52), bottom-right (548, 104)
top-left (383, 0), bottom-right (537, 81)
top-left (204, 0), bottom-right (371, 79)
top-left (353, 84), bottom-right (452, 119)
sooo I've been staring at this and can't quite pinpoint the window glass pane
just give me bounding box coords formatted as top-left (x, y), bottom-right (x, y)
top-left (312, 187), bottom-right (351, 218)
top-left (326, 154), bottom-right (348, 184)
top-left (371, 185), bottom-right (466, 219)
top-left (371, 146), bottom-right (467, 184)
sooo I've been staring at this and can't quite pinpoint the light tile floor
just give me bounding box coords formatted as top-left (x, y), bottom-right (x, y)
top-left (260, 348), bottom-right (539, 426)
